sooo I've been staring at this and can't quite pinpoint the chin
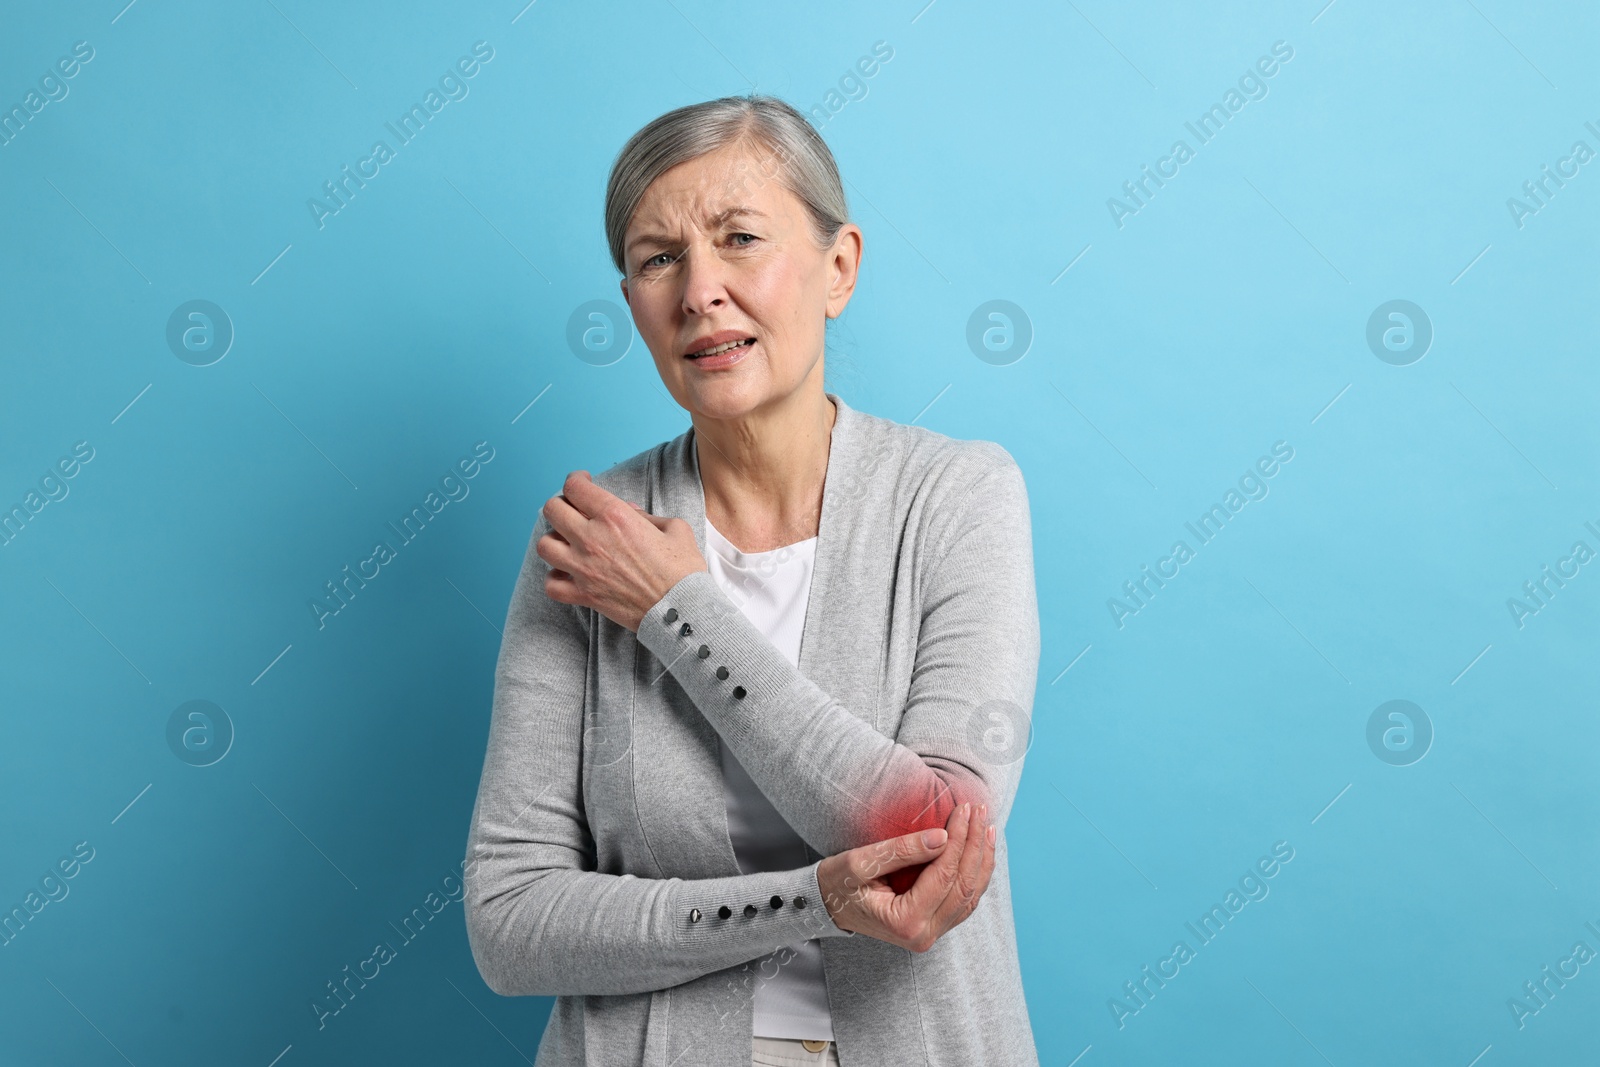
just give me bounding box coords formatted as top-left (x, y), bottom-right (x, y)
top-left (684, 379), bottom-right (764, 416)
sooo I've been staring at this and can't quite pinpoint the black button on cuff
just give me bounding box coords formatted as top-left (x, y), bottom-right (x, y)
top-left (793, 896), bottom-right (807, 909)
top-left (717, 905), bottom-right (732, 919)
top-left (770, 895), bottom-right (783, 910)
top-left (732, 686), bottom-right (747, 700)
top-left (664, 608), bottom-right (678, 624)
top-left (715, 666), bottom-right (729, 680)
top-left (679, 622), bottom-right (693, 637)
top-left (743, 904), bottom-right (758, 918)
top-left (689, 908), bottom-right (701, 923)
top-left (697, 644), bottom-right (710, 658)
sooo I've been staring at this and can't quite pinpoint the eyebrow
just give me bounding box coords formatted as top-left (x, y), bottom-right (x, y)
top-left (626, 207), bottom-right (770, 252)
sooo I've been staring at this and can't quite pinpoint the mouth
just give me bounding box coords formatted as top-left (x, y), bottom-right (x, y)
top-left (684, 336), bottom-right (756, 364)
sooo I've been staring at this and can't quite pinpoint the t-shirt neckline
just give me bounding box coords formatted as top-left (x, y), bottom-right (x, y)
top-left (704, 516), bottom-right (818, 560)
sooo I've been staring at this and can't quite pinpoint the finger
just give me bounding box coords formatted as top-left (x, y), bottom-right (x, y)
top-left (625, 500), bottom-right (668, 528)
top-left (929, 803), bottom-right (989, 929)
top-left (834, 829), bottom-right (939, 918)
top-left (558, 469), bottom-right (624, 518)
top-left (852, 827), bottom-right (948, 887)
top-left (628, 506), bottom-right (674, 532)
top-left (952, 802), bottom-right (986, 901)
top-left (544, 571), bottom-right (583, 605)
top-left (966, 821), bottom-right (998, 915)
top-left (966, 825), bottom-right (992, 902)
top-left (542, 492), bottom-right (588, 546)
top-left (535, 524), bottom-right (579, 576)
top-left (905, 803), bottom-right (970, 913)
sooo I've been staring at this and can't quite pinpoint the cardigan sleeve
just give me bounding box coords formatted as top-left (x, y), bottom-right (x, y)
top-left (635, 445), bottom-right (1040, 860)
top-left (463, 516), bottom-right (853, 999)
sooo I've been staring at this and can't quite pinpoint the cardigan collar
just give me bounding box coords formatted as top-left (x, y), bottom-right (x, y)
top-left (660, 390), bottom-right (860, 660)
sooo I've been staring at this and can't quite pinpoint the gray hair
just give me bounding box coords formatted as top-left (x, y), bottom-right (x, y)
top-left (603, 94), bottom-right (851, 276)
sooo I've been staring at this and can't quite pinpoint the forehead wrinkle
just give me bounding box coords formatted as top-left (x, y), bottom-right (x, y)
top-left (627, 136), bottom-right (793, 252)
top-left (634, 137), bottom-right (777, 221)
top-left (628, 201), bottom-right (771, 251)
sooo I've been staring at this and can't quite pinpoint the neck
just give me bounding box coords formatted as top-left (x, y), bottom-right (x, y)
top-left (693, 388), bottom-right (837, 553)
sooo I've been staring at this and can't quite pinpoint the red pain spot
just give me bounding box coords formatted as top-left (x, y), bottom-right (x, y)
top-left (854, 783), bottom-right (960, 895)
top-left (885, 863), bottom-right (925, 895)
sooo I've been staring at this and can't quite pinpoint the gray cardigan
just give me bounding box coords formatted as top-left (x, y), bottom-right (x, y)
top-left (463, 392), bottom-right (1042, 1066)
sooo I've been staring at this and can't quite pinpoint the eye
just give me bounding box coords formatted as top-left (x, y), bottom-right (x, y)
top-left (730, 232), bottom-right (758, 247)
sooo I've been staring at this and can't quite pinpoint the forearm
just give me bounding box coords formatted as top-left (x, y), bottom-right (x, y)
top-left (635, 571), bottom-right (1024, 855)
top-left (464, 847), bottom-right (849, 997)
top-left (634, 455), bottom-right (1039, 856)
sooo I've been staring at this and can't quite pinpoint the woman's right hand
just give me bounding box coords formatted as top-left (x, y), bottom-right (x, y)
top-left (814, 801), bottom-right (996, 953)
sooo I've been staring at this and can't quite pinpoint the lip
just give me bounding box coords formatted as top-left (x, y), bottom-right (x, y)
top-left (683, 329), bottom-right (755, 358)
top-left (684, 337), bottom-right (754, 370)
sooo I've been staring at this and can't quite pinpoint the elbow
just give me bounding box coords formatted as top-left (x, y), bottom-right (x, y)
top-left (463, 898), bottom-right (512, 996)
top-left (464, 892), bottom-right (550, 998)
top-left (929, 772), bottom-right (995, 830)
top-left (863, 764), bottom-right (993, 843)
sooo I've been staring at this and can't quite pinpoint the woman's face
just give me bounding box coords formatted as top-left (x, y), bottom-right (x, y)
top-left (619, 138), bottom-right (861, 422)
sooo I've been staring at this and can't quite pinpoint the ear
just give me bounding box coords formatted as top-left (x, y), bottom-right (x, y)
top-left (825, 224), bottom-right (863, 320)
top-left (619, 276), bottom-right (630, 306)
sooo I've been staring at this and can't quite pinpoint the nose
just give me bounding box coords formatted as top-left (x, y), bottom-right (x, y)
top-left (679, 243), bottom-right (729, 317)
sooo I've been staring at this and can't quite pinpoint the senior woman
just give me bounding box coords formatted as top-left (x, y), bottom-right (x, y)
top-left (463, 94), bottom-right (1041, 1067)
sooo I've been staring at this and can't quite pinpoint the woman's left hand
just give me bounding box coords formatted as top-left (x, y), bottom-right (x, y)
top-left (537, 470), bottom-right (707, 633)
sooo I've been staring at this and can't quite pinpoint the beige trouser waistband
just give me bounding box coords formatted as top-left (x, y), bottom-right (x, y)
top-left (751, 1034), bottom-right (836, 1063)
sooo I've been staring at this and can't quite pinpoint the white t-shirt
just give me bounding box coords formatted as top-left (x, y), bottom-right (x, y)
top-left (703, 515), bottom-right (834, 1042)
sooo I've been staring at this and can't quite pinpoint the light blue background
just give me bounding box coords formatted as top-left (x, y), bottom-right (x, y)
top-left (2, 1), bottom-right (1596, 1064)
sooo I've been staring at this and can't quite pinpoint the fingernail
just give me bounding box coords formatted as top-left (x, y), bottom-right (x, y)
top-left (979, 804), bottom-right (988, 821)
top-left (987, 825), bottom-right (996, 845)
top-left (922, 828), bottom-right (947, 848)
